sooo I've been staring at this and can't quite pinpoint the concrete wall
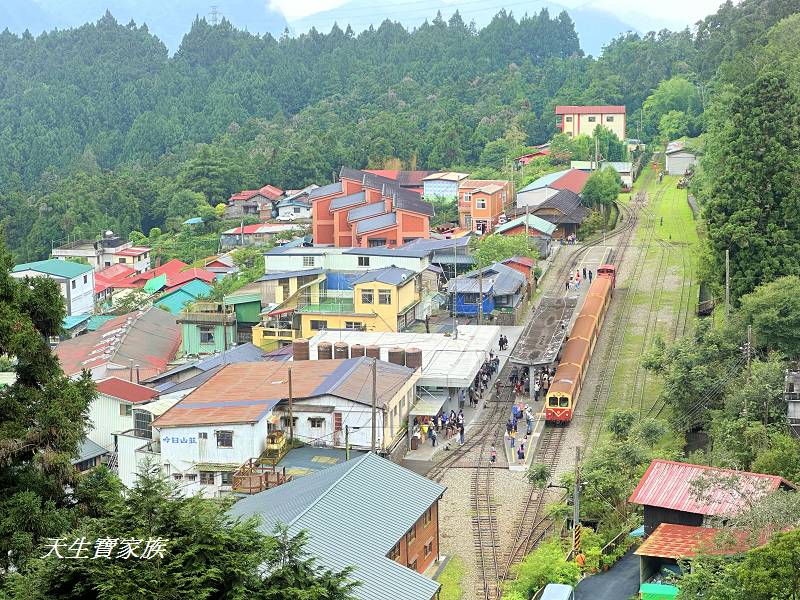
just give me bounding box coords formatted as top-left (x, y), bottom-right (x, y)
top-left (666, 152), bottom-right (696, 176)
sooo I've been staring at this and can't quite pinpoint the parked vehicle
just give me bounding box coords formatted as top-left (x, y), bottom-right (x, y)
top-left (540, 583), bottom-right (574, 600)
top-left (276, 214), bottom-right (297, 222)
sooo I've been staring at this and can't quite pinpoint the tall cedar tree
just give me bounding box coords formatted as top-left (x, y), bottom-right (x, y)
top-left (702, 71), bottom-right (800, 301)
top-left (0, 242), bottom-right (96, 571)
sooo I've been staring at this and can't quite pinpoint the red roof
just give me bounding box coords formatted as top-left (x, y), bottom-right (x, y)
top-left (515, 150), bottom-right (550, 165)
top-left (629, 459), bottom-right (792, 517)
top-left (635, 524), bottom-right (759, 559)
top-left (503, 256), bottom-right (535, 268)
top-left (259, 185), bottom-right (283, 200)
top-left (95, 264), bottom-right (136, 293)
top-left (129, 259), bottom-right (190, 285)
top-left (555, 105), bottom-right (626, 115)
top-left (163, 267), bottom-right (216, 291)
top-left (96, 377), bottom-right (159, 403)
top-left (552, 169), bottom-right (590, 194)
top-left (115, 246), bottom-right (150, 257)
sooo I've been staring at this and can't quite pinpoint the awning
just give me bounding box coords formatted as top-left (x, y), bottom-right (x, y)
top-left (268, 307), bottom-right (296, 316)
top-left (410, 394), bottom-right (448, 417)
top-left (195, 463), bottom-right (238, 471)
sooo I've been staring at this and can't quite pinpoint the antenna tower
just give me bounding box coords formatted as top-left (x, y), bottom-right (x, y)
top-left (209, 5), bottom-right (222, 25)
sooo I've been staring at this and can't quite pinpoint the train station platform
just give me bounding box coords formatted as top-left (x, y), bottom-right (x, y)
top-left (404, 324), bottom-right (524, 462)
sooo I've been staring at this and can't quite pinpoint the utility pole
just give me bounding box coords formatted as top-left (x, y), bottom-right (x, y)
top-left (725, 248), bottom-right (731, 322)
top-left (345, 425), bottom-right (350, 460)
top-left (745, 324), bottom-right (752, 418)
top-left (452, 239), bottom-right (458, 339)
top-left (573, 446), bottom-right (582, 556)
top-left (287, 367), bottom-right (294, 445)
top-left (371, 358), bottom-right (377, 453)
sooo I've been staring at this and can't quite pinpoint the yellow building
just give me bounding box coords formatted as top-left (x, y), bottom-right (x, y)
top-left (556, 105), bottom-right (626, 141)
top-left (297, 267), bottom-right (420, 339)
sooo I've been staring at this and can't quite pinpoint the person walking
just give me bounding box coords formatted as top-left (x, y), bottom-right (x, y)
top-left (582, 267), bottom-right (587, 280)
top-left (431, 428), bottom-right (438, 447)
top-left (565, 280), bottom-right (569, 291)
top-left (459, 423), bottom-right (465, 445)
top-left (510, 428), bottom-right (516, 448)
top-left (588, 270), bottom-right (593, 283)
top-left (517, 443), bottom-right (525, 463)
top-left (490, 445), bottom-right (497, 464)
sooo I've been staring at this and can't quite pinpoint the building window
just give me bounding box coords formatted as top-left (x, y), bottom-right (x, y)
top-left (407, 525), bottom-right (416, 544)
top-left (200, 326), bottom-right (215, 344)
top-left (588, 116), bottom-right (596, 122)
top-left (423, 507), bottom-right (433, 526)
top-left (606, 116), bottom-right (614, 122)
top-left (118, 258), bottom-right (127, 264)
top-left (220, 471), bottom-right (233, 486)
top-left (119, 403), bottom-right (132, 417)
top-left (409, 558), bottom-right (418, 571)
top-left (361, 290), bottom-right (374, 304)
top-left (388, 542), bottom-right (401, 561)
top-left (173, 474), bottom-right (183, 481)
top-left (476, 199), bottom-right (486, 209)
top-left (303, 256), bottom-right (315, 267)
top-left (358, 256), bottom-right (370, 267)
top-left (310, 319), bottom-right (328, 330)
top-left (199, 432), bottom-right (208, 439)
top-left (567, 131), bottom-right (573, 137)
top-left (199, 471), bottom-right (215, 485)
top-left (462, 293), bottom-right (480, 304)
top-left (403, 237), bottom-right (419, 244)
top-left (216, 430), bottom-right (233, 448)
top-left (83, 274), bottom-right (88, 284)
top-left (378, 289), bottom-right (391, 305)
top-left (185, 474), bottom-right (197, 482)
top-left (309, 417), bottom-right (325, 428)
top-left (345, 321), bottom-right (364, 331)
top-left (281, 416), bottom-right (298, 428)
top-left (104, 261), bottom-right (111, 267)
top-left (293, 207), bottom-right (302, 214)
top-left (463, 193), bottom-right (472, 202)
top-left (368, 239), bottom-right (387, 247)
top-left (71, 280), bottom-right (76, 289)
top-left (565, 116), bottom-right (573, 122)
top-left (424, 541), bottom-right (433, 557)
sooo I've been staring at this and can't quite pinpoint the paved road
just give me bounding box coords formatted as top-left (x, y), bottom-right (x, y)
top-left (575, 548), bottom-right (640, 600)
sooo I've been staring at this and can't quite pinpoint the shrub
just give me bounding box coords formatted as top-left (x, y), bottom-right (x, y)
top-left (505, 540), bottom-right (580, 599)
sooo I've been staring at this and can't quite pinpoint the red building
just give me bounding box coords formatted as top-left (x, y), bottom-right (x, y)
top-left (310, 167), bottom-right (435, 248)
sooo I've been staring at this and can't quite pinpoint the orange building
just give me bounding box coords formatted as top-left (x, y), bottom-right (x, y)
top-left (310, 167), bottom-right (434, 248)
top-left (457, 179), bottom-right (514, 234)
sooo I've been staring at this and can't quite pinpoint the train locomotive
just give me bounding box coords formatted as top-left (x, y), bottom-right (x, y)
top-left (545, 264), bottom-right (616, 423)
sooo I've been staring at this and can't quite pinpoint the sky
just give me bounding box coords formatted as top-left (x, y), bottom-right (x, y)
top-left (270, 0), bottom-right (725, 28)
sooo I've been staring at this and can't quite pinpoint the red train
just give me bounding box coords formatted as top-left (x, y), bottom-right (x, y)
top-left (545, 264), bottom-right (616, 423)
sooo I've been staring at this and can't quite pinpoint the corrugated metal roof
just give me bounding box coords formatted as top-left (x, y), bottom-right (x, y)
top-left (153, 357), bottom-right (413, 427)
top-left (352, 267), bottom-right (415, 286)
top-left (447, 276), bottom-right (496, 294)
top-left (635, 524), bottom-right (755, 559)
top-left (96, 377), bottom-right (159, 403)
top-left (330, 191), bottom-right (367, 211)
top-left (629, 459), bottom-right (792, 517)
top-left (494, 214), bottom-right (556, 236)
top-left (518, 170), bottom-right (570, 193)
top-left (308, 181), bottom-right (343, 199)
top-left (257, 268), bottom-right (324, 282)
top-left (393, 189), bottom-right (435, 217)
top-left (343, 246), bottom-right (430, 258)
top-left (72, 438), bottom-right (108, 463)
top-left (63, 314), bottom-right (91, 330)
top-left (355, 212), bottom-right (397, 234)
top-left (448, 262), bottom-right (525, 296)
top-left (555, 105), bottom-right (626, 114)
top-left (13, 258), bottom-right (93, 278)
top-left (347, 200), bottom-right (388, 222)
top-left (229, 453), bottom-right (444, 600)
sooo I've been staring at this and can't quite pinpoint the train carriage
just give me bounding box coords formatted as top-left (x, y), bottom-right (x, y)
top-left (545, 264), bottom-right (616, 423)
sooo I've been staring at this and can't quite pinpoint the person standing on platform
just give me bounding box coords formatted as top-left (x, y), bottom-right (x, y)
top-left (459, 423), bottom-right (465, 445)
top-left (589, 270), bottom-right (593, 283)
top-left (490, 445), bottom-right (497, 464)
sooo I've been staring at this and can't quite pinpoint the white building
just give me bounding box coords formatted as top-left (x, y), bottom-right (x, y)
top-left (12, 259), bottom-right (95, 316)
top-left (556, 105), bottom-right (626, 140)
top-left (52, 231), bottom-right (151, 273)
top-left (422, 172), bottom-right (469, 200)
top-left (264, 245), bottom-right (431, 275)
top-left (152, 357), bottom-right (418, 498)
top-left (665, 141), bottom-right (697, 176)
top-left (87, 377), bottom-right (160, 450)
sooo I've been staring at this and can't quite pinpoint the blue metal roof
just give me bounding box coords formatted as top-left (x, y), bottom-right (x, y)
top-left (229, 453), bottom-right (444, 600)
top-left (63, 314), bottom-right (91, 330)
top-left (329, 191), bottom-right (367, 210)
top-left (257, 268), bottom-right (324, 282)
top-left (183, 217), bottom-right (204, 225)
top-left (352, 267), bottom-right (416, 286)
top-left (347, 200), bottom-right (388, 222)
top-left (72, 438), bottom-right (108, 464)
top-left (518, 169), bottom-right (571, 193)
top-left (308, 181), bottom-right (342, 199)
top-left (150, 343), bottom-right (268, 385)
top-left (355, 212), bottom-right (397, 234)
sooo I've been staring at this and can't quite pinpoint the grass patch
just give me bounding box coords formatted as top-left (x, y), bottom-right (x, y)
top-left (437, 555), bottom-right (465, 600)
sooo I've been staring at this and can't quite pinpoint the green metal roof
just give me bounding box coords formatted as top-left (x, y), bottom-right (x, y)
top-left (13, 259), bottom-right (92, 278)
top-left (63, 314), bottom-right (91, 330)
top-left (230, 453), bottom-right (445, 600)
top-left (87, 315), bottom-right (115, 331)
top-left (494, 214), bottom-right (556, 236)
top-left (223, 292), bottom-right (261, 305)
top-left (154, 281), bottom-right (212, 314)
top-left (143, 273), bottom-right (167, 294)
top-left (640, 583), bottom-right (679, 599)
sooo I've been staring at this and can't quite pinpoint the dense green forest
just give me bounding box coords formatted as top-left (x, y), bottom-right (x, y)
top-left (0, 0), bottom-right (779, 261)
